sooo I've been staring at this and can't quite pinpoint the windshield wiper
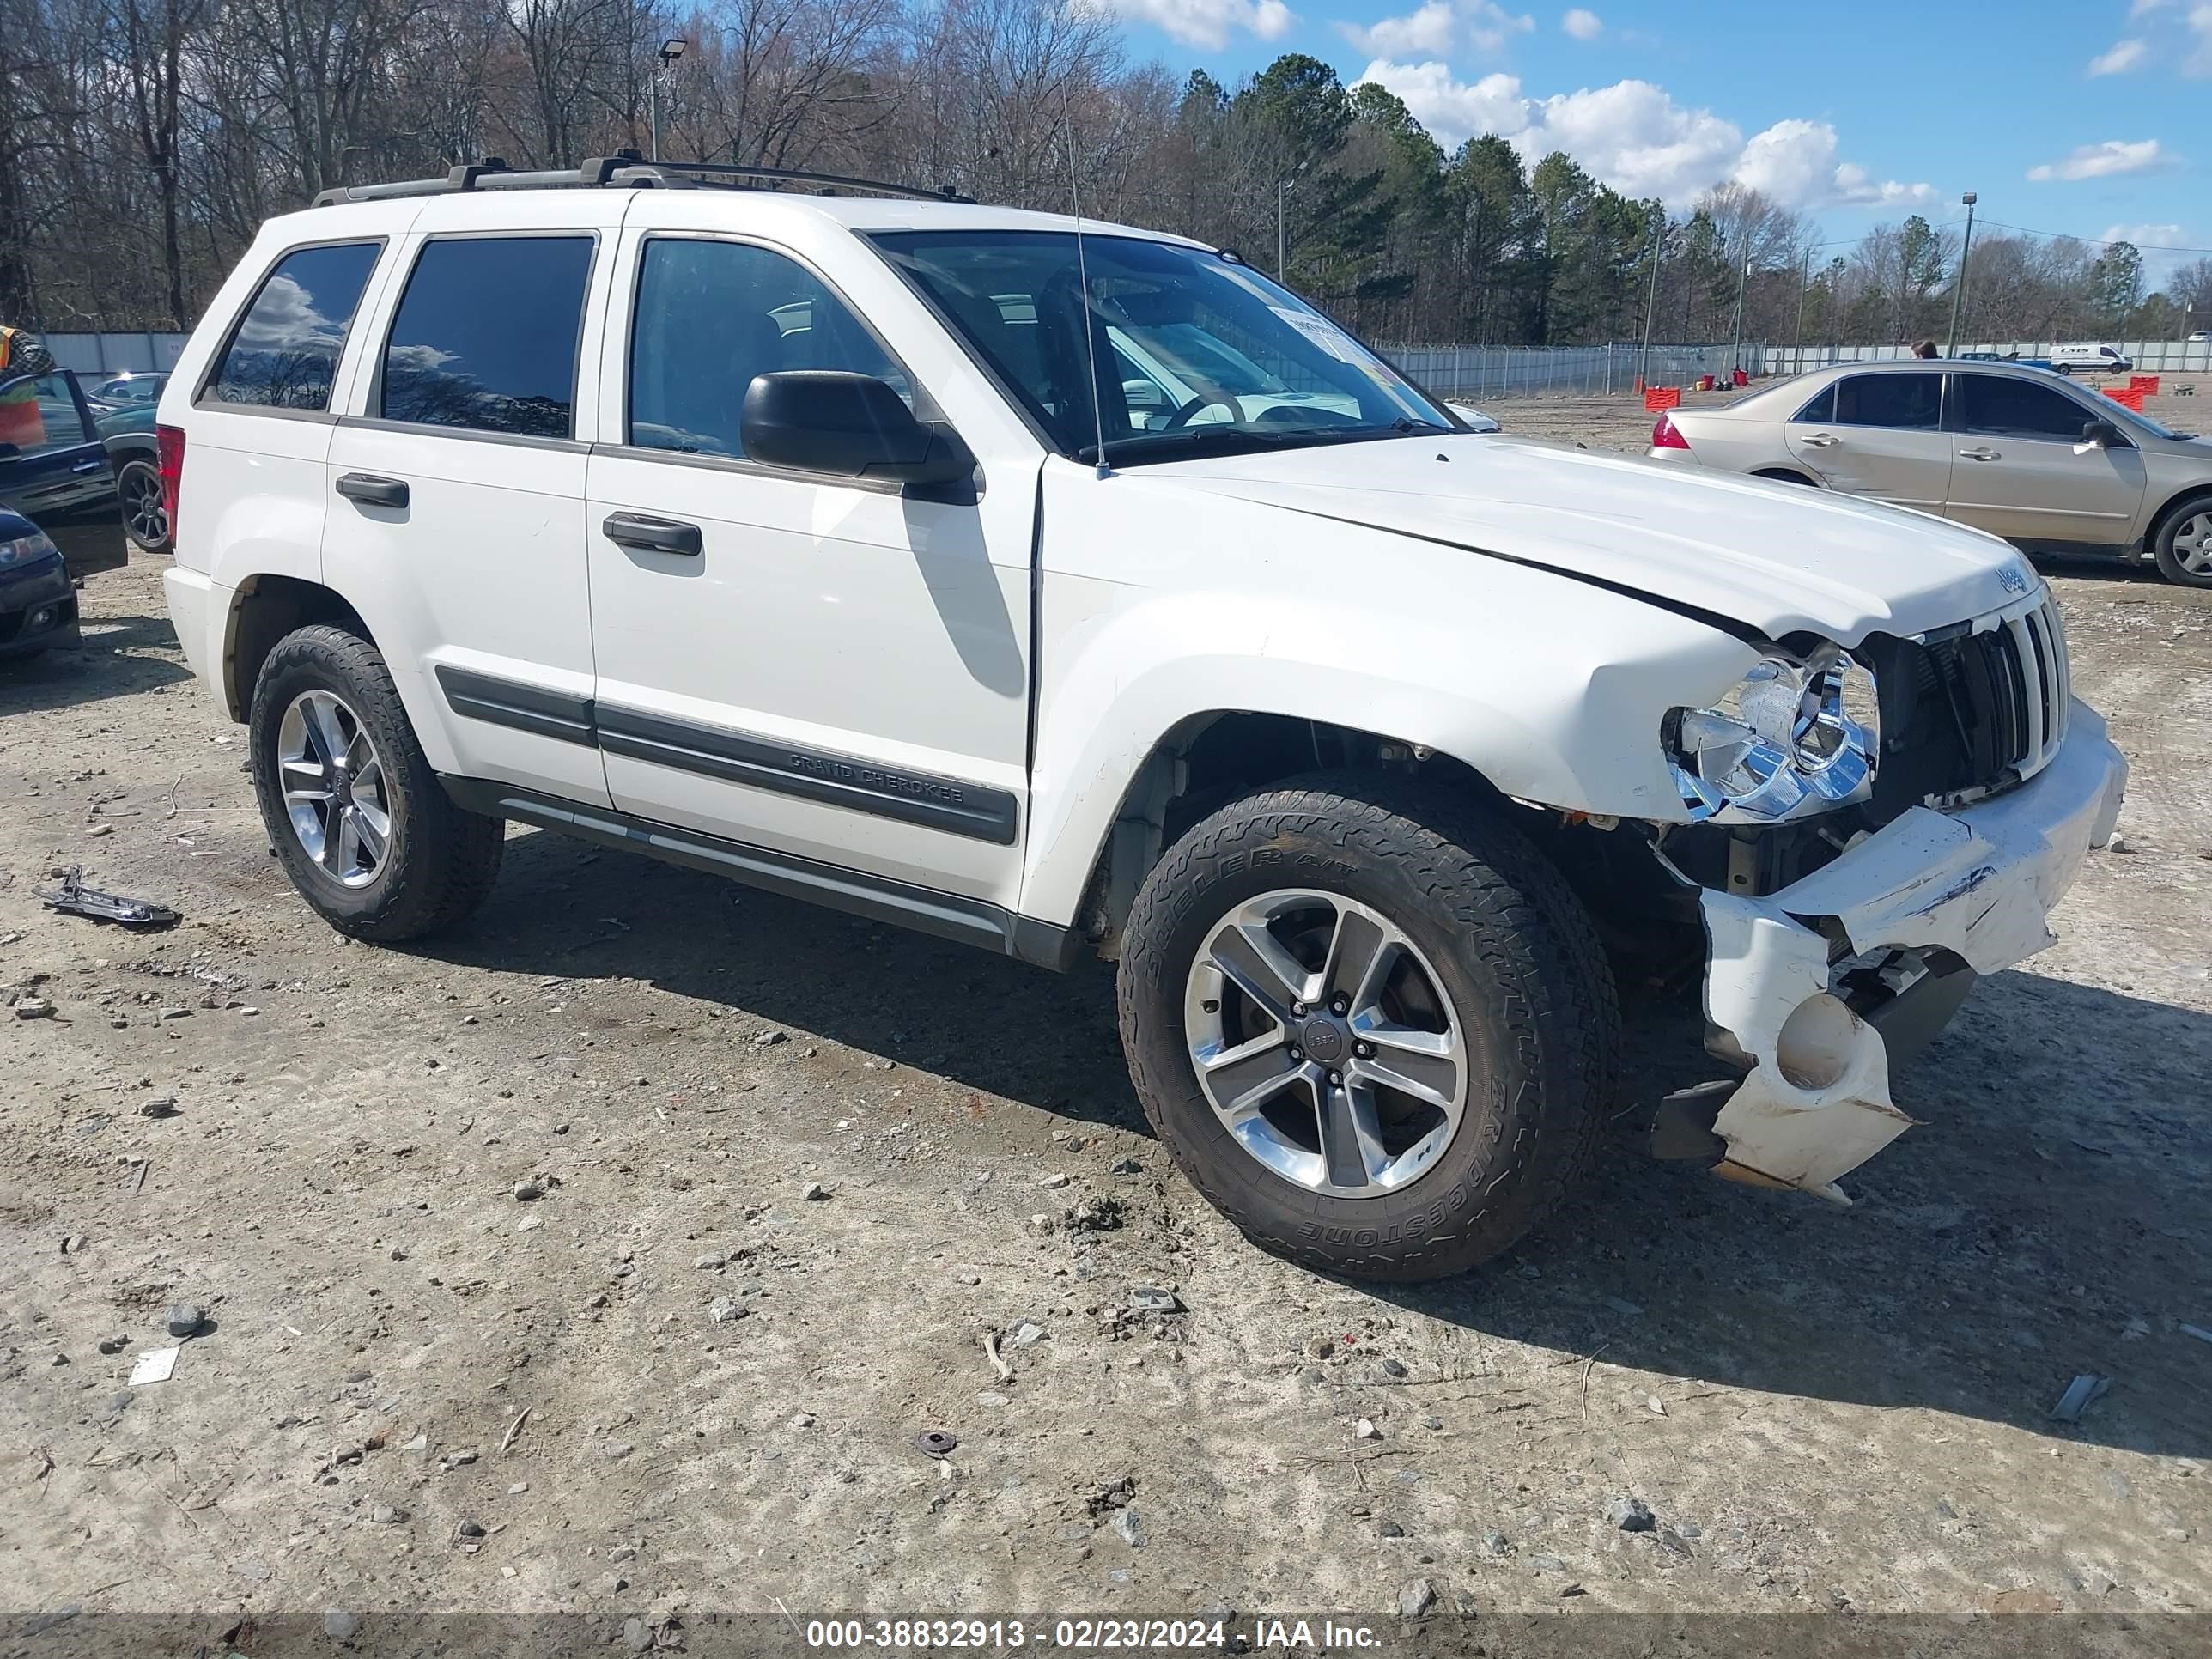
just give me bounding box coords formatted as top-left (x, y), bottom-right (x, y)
top-left (1082, 425), bottom-right (1399, 465)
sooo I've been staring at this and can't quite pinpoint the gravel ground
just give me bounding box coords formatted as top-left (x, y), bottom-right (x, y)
top-left (3, 394), bottom-right (2209, 1643)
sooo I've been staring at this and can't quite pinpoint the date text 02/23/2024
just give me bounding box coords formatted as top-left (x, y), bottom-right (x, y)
top-left (800, 1619), bottom-right (1384, 1650)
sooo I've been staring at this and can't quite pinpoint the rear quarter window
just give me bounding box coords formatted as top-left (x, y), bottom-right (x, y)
top-left (203, 242), bottom-right (383, 411)
top-left (378, 236), bottom-right (594, 440)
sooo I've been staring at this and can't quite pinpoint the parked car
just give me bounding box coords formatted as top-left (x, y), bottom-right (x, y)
top-left (0, 504), bottom-right (82, 658)
top-left (1649, 359), bottom-right (2212, 586)
top-left (94, 400), bottom-right (171, 554)
top-left (2048, 343), bottom-right (2131, 375)
top-left (157, 161), bottom-right (2124, 1281)
top-left (0, 368), bottom-right (126, 578)
top-left (88, 368), bottom-right (169, 411)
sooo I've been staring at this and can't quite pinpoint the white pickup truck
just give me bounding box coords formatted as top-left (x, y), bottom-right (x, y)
top-left (155, 158), bottom-right (2125, 1281)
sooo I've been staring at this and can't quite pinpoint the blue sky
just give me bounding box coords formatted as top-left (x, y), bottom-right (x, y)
top-left (1094, 0), bottom-right (2211, 279)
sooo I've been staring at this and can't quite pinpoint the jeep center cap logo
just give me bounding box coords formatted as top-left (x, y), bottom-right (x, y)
top-left (1301, 1018), bottom-right (1347, 1063)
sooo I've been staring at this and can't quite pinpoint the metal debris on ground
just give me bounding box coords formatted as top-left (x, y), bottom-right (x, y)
top-left (2051, 1374), bottom-right (2112, 1423)
top-left (127, 1346), bottom-right (179, 1386)
top-left (35, 867), bottom-right (180, 929)
top-left (1127, 1285), bottom-right (1180, 1314)
top-left (2179, 1324), bottom-right (2212, 1346)
top-left (913, 1430), bottom-right (957, 1458)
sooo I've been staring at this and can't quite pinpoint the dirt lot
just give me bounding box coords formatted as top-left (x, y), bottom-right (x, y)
top-left (3, 393), bottom-right (2209, 1645)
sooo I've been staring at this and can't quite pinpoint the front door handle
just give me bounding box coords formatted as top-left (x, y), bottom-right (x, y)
top-left (1798, 432), bottom-right (1838, 447)
top-left (336, 473), bottom-right (410, 508)
top-left (604, 513), bottom-right (702, 556)
top-left (1957, 447), bottom-right (2001, 461)
top-left (70, 458), bottom-right (104, 474)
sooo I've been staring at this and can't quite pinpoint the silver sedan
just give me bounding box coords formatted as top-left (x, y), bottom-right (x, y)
top-left (1648, 359), bottom-right (2212, 586)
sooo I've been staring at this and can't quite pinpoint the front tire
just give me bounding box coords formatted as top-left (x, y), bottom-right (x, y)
top-left (1118, 776), bottom-right (1618, 1283)
top-left (249, 624), bottom-right (504, 941)
top-left (2153, 496), bottom-right (2212, 587)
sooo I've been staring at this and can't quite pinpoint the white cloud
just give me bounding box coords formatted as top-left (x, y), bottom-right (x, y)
top-left (2191, 3), bottom-right (2212, 75)
top-left (2026, 137), bottom-right (2174, 180)
top-left (2101, 221), bottom-right (2185, 246)
top-left (2087, 37), bottom-right (2148, 74)
top-left (2132, 0), bottom-right (2172, 15)
top-left (1561, 7), bottom-right (1601, 38)
top-left (1335, 3), bottom-right (1456, 56)
top-left (1087, 0), bottom-right (1292, 48)
top-left (1357, 64), bottom-right (1930, 207)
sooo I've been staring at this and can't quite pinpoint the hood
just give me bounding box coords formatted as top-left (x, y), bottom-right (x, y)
top-left (0, 507), bottom-right (39, 542)
top-left (1141, 434), bottom-right (2033, 644)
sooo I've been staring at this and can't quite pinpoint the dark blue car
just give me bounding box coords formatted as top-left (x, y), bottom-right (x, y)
top-left (0, 367), bottom-right (127, 580)
top-left (0, 502), bottom-right (79, 658)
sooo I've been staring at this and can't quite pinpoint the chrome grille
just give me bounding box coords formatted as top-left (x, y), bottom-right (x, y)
top-left (1917, 593), bottom-right (2070, 801)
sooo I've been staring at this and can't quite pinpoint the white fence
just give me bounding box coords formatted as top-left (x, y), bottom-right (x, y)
top-left (1765, 341), bottom-right (2212, 377)
top-left (1383, 342), bottom-right (1766, 400)
top-left (42, 331), bottom-right (193, 374)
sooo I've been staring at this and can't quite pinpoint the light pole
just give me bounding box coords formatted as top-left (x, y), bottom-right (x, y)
top-left (1276, 179), bottom-right (1293, 280)
top-left (649, 38), bottom-right (686, 162)
top-left (1945, 191), bottom-right (1977, 356)
top-left (1793, 246), bottom-right (1812, 356)
top-left (1636, 210), bottom-right (1662, 391)
top-left (1728, 254), bottom-right (1751, 376)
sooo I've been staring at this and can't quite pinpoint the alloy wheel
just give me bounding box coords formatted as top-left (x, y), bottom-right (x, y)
top-left (120, 462), bottom-right (168, 548)
top-left (1182, 889), bottom-right (1469, 1199)
top-left (277, 690), bottom-right (391, 888)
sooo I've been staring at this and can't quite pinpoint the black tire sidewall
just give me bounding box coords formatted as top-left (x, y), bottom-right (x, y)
top-left (1120, 788), bottom-right (1606, 1279)
top-left (249, 631), bottom-right (428, 931)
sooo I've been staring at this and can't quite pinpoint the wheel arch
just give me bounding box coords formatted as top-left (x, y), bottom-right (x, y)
top-left (1751, 465), bottom-right (1820, 487)
top-left (222, 574), bottom-right (374, 722)
top-left (1041, 708), bottom-right (1515, 961)
top-left (2144, 482), bottom-right (2212, 553)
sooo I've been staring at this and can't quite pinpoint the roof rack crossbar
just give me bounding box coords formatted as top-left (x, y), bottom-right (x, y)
top-left (310, 153), bottom-right (969, 210)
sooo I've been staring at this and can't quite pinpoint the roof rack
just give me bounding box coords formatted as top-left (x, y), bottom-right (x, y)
top-left (311, 153), bottom-right (972, 210)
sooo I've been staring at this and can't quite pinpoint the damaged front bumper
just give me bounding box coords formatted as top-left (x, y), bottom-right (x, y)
top-left (1676, 699), bottom-right (2126, 1201)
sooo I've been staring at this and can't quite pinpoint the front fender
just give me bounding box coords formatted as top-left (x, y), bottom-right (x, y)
top-left (1017, 461), bottom-right (1755, 927)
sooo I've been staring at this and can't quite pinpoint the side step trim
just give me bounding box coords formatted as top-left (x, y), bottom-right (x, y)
top-left (440, 776), bottom-right (1079, 969)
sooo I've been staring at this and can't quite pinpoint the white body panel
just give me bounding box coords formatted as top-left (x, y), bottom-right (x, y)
top-left (579, 205), bottom-right (1041, 906)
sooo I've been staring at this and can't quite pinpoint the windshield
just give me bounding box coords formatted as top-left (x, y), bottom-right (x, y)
top-left (869, 230), bottom-right (1450, 464)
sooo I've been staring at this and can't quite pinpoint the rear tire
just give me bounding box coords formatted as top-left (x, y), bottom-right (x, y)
top-left (249, 624), bottom-right (504, 941)
top-left (1117, 775), bottom-right (1618, 1283)
top-left (2152, 495), bottom-right (2212, 588)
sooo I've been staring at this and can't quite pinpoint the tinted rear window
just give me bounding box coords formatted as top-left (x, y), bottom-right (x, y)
top-left (1832, 373), bottom-right (1941, 429)
top-left (204, 242), bottom-right (382, 411)
top-left (380, 237), bottom-right (594, 439)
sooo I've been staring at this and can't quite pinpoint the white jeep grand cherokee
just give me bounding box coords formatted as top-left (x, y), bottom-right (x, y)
top-left (155, 158), bottom-right (2126, 1282)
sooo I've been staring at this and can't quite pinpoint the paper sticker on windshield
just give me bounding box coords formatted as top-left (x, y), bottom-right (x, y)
top-left (1271, 307), bottom-right (1361, 364)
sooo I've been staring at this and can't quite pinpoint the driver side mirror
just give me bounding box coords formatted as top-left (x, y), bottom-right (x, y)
top-left (740, 371), bottom-right (974, 488)
top-left (2075, 418), bottom-right (2126, 453)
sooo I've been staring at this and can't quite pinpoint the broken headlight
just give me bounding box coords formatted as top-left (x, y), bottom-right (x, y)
top-left (1665, 644), bottom-right (1877, 823)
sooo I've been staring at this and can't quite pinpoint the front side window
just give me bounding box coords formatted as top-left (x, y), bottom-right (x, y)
top-left (204, 241), bottom-right (381, 411)
top-left (1953, 375), bottom-right (2096, 441)
top-left (0, 373), bottom-right (88, 459)
top-left (1832, 373), bottom-right (1941, 430)
top-left (629, 239), bottom-right (908, 459)
top-left (380, 237), bottom-right (593, 439)
top-left (871, 230), bottom-right (1450, 465)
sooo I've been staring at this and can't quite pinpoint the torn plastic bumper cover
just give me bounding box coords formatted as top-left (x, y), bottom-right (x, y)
top-left (1680, 700), bottom-right (2126, 1200)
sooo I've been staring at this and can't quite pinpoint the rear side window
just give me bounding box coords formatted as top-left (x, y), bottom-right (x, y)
top-left (1953, 375), bottom-right (2094, 441)
top-left (628, 238), bottom-right (907, 459)
top-left (1831, 373), bottom-right (1941, 430)
top-left (204, 242), bottom-right (381, 411)
top-left (380, 237), bottom-right (594, 439)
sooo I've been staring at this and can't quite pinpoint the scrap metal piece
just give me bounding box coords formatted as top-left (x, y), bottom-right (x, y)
top-left (913, 1430), bottom-right (957, 1458)
top-left (2051, 1374), bottom-right (2110, 1424)
top-left (36, 866), bottom-right (180, 930)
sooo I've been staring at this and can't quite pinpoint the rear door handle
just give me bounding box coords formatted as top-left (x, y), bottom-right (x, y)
top-left (1799, 433), bottom-right (1838, 447)
top-left (336, 473), bottom-right (410, 508)
top-left (603, 513), bottom-right (702, 557)
top-left (1957, 447), bottom-right (2001, 461)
